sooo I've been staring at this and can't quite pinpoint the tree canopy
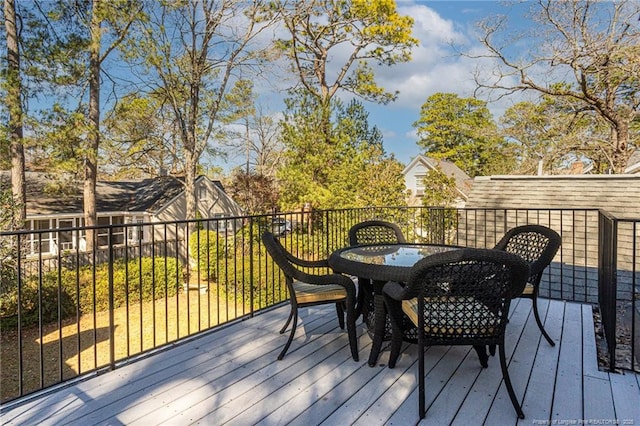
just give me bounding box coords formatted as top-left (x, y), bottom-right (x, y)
top-left (6, 0), bottom-right (639, 227)
top-left (278, 96), bottom-right (405, 210)
top-left (413, 93), bottom-right (516, 177)
top-left (500, 86), bottom-right (614, 174)
top-left (276, 0), bottom-right (417, 147)
top-left (123, 0), bottom-right (278, 219)
top-left (474, 0), bottom-right (640, 173)
top-left (277, 0), bottom-right (417, 106)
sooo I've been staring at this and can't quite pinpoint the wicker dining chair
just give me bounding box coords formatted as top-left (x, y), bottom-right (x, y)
top-left (262, 231), bottom-right (359, 361)
top-left (382, 248), bottom-right (530, 420)
top-left (348, 220), bottom-right (407, 246)
top-left (348, 220), bottom-right (407, 334)
top-left (494, 224), bottom-right (561, 346)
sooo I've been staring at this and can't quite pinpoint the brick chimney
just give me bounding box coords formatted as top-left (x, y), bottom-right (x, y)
top-left (571, 161), bottom-right (584, 174)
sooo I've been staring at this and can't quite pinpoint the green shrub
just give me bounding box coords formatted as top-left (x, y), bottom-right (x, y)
top-left (73, 257), bottom-right (182, 312)
top-left (188, 230), bottom-right (227, 280)
top-left (0, 273), bottom-right (76, 329)
top-left (0, 256), bottom-right (182, 329)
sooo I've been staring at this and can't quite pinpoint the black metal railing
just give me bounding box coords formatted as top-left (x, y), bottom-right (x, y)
top-left (599, 211), bottom-right (618, 371)
top-left (600, 214), bottom-right (640, 373)
top-left (1, 206), bottom-right (638, 404)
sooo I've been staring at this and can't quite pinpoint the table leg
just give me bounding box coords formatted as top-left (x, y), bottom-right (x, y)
top-left (367, 280), bottom-right (387, 367)
top-left (355, 277), bottom-right (371, 323)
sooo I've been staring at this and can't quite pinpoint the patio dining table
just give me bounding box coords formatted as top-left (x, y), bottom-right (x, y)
top-left (329, 243), bottom-right (462, 366)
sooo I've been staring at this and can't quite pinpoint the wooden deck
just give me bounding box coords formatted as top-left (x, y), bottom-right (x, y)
top-left (1, 298), bottom-right (639, 425)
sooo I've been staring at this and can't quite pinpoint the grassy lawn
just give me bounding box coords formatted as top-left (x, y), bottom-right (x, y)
top-left (1, 288), bottom-right (248, 403)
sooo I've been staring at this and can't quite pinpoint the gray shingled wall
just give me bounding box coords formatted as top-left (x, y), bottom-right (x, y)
top-left (461, 175), bottom-right (640, 304)
top-left (466, 175), bottom-right (640, 218)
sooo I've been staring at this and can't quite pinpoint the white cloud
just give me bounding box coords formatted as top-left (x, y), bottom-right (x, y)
top-left (369, 3), bottom-right (480, 110)
top-left (370, 3), bottom-right (534, 121)
top-left (404, 128), bottom-right (418, 142)
top-left (382, 128), bottom-right (397, 139)
top-left (402, 4), bottom-right (469, 46)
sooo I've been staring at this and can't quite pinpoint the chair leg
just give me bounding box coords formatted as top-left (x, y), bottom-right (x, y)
top-left (473, 345), bottom-right (489, 368)
top-left (498, 342), bottom-right (525, 419)
top-left (418, 325), bottom-right (426, 419)
top-left (356, 277), bottom-right (370, 323)
top-left (532, 296), bottom-right (555, 346)
top-left (336, 303), bottom-right (345, 329)
top-left (489, 344), bottom-right (496, 357)
top-left (346, 304), bottom-right (359, 362)
top-left (278, 308), bottom-right (298, 360)
top-left (280, 305), bottom-right (294, 334)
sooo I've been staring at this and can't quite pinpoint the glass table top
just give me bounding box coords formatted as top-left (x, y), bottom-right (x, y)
top-left (338, 244), bottom-right (459, 267)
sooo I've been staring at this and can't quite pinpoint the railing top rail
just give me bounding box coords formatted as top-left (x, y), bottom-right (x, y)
top-left (321, 206), bottom-right (600, 213)
top-left (2, 207), bottom-right (632, 238)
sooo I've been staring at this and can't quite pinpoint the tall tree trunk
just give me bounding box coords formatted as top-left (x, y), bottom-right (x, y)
top-left (5, 0), bottom-right (26, 230)
top-left (320, 97), bottom-right (332, 148)
top-left (184, 146), bottom-right (198, 221)
top-left (611, 123), bottom-right (629, 173)
top-left (84, 0), bottom-right (101, 251)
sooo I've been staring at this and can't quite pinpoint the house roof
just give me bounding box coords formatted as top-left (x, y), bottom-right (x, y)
top-left (624, 151), bottom-right (640, 174)
top-left (402, 155), bottom-right (473, 197)
top-left (465, 174), bottom-right (640, 219)
top-left (0, 171), bottom-right (225, 216)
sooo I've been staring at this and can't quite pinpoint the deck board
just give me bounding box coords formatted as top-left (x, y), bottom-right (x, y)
top-left (551, 302), bottom-right (584, 422)
top-left (518, 298), bottom-right (563, 424)
top-left (1, 299), bottom-right (638, 426)
top-left (608, 372), bottom-right (640, 421)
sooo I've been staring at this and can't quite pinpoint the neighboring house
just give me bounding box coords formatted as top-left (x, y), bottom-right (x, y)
top-left (562, 160), bottom-right (594, 174)
top-left (402, 155), bottom-right (472, 208)
top-left (624, 151), bottom-right (640, 174)
top-left (565, 151), bottom-right (639, 175)
top-left (0, 172), bottom-right (243, 257)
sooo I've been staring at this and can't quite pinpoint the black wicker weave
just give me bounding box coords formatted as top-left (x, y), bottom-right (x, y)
top-left (262, 231), bottom-right (359, 361)
top-left (348, 220), bottom-right (407, 338)
top-left (348, 220), bottom-right (407, 246)
top-left (382, 248), bottom-right (530, 420)
top-left (494, 224), bottom-right (561, 346)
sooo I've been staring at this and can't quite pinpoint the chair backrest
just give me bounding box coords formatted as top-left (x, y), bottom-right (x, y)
top-left (493, 225), bottom-right (561, 285)
top-left (262, 231), bottom-right (299, 283)
top-left (403, 248), bottom-right (530, 339)
top-left (406, 248), bottom-right (530, 300)
top-left (348, 220), bottom-right (406, 246)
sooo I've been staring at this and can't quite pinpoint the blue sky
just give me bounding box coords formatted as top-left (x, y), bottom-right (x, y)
top-left (362, 1), bottom-right (533, 166)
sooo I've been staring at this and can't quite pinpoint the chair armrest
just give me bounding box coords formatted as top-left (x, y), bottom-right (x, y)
top-left (283, 251), bottom-right (330, 269)
top-left (528, 257), bottom-right (550, 278)
top-left (301, 272), bottom-right (355, 288)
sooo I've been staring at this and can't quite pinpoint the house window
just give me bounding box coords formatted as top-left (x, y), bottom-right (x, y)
top-left (96, 216), bottom-right (125, 247)
top-left (97, 217), bottom-right (110, 246)
top-left (57, 219), bottom-right (75, 251)
top-left (211, 213), bottom-right (233, 233)
top-left (127, 218), bottom-right (145, 242)
top-left (112, 216), bottom-right (125, 245)
top-left (415, 174), bottom-right (426, 196)
top-left (30, 219), bottom-right (52, 255)
top-left (198, 185), bottom-right (208, 201)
